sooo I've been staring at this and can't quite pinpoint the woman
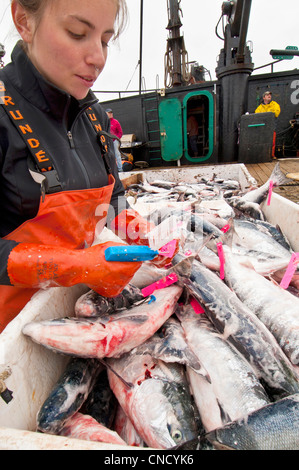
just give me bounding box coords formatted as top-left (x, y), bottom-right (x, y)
top-left (0, 0), bottom-right (160, 332)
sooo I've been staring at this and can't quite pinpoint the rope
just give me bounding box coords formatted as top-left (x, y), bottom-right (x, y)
top-left (164, 36), bottom-right (191, 88)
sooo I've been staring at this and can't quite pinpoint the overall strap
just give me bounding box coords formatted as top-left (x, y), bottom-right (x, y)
top-left (86, 106), bottom-right (115, 175)
top-left (0, 79), bottom-right (62, 196)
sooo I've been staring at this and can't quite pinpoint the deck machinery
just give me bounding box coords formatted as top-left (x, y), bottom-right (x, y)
top-left (102, 0), bottom-right (299, 167)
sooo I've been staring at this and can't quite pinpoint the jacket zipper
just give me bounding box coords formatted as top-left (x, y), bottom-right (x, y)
top-left (67, 130), bottom-right (91, 188)
top-left (66, 99), bottom-right (98, 188)
top-left (67, 131), bottom-right (75, 149)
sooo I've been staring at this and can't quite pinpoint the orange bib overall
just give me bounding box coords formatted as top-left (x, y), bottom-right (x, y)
top-left (0, 175), bottom-right (115, 333)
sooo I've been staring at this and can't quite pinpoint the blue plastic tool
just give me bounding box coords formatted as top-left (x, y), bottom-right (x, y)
top-left (104, 245), bottom-right (159, 262)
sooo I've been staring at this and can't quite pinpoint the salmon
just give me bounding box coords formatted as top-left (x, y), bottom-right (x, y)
top-left (22, 285), bottom-right (183, 359)
top-left (37, 358), bottom-right (102, 434)
top-left (223, 246), bottom-right (299, 365)
top-left (60, 412), bottom-right (126, 446)
top-left (174, 254), bottom-right (299, 398)
top-left (107, 342), bottom-right (198, 449)
top-left (177, 304), bottom-right (270, 432)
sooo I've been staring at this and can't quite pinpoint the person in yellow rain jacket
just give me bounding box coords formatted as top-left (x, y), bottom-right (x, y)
top-left (255, 91), bottom-right (281, 158)
top-left (255, 91), bottom-right (281, 117)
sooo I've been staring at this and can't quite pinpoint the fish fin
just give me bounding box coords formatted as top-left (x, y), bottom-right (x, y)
top-left (146, 338), bottom-right (211, 383)
top-left (220, 217), bottom-right (235, 248)
top-left (217, 399), bottom-right (232, 425)
top-left (171, 437), bottom-right (203, 450)
top-left (204, 431), bottom-right (235, 451)
top-left (270, 162), bottom-right (291, 187)
top-left (184, 357), bottom-right (211, 383)
top-left (172, 234), bottom-right (215, 278)
top-left (141, 317), bottom-right (212, 384)
top-left (237, 257), bottom-right (256, 271)
top-left (205, 230), bottom-right (230, 255)
top-left (266, 274), bottom-right (281, 287)
top-left (172, 255), bottom-right (195, 280)
top-left (99, 359), bottom-right (133, 389)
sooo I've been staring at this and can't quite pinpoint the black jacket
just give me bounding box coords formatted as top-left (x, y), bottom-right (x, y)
top-left (0, 42), bottom-right (127, 284)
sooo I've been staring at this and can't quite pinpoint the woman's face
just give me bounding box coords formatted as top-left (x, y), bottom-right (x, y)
top-left (21, 0), bottom-right (117, 99)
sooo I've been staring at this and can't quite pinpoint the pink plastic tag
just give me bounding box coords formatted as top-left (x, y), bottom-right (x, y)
top-left (141, 273), bottom-right (178, 297)
top-left (184, 250), bottom-right (193, 256)
top-left (267, 180), bottom-right (274, 206)
top-left (217, 242), bottom-right (225, 279)
top-left (221, 224), bottom-right (230, 233)
top-left (159, 239), bottom-right (177, 258)
top-left (280, 253), bottom-right (299, 289)
top-left (190, 297), bottom-right (205, 315)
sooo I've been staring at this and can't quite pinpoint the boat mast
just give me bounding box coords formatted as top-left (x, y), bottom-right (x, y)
top-left (164, 0), bottom-right (190, 88)
top-left (139, 0), bottom-right (144, 94)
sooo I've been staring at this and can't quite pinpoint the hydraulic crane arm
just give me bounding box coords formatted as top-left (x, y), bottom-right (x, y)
top-left (216, 1), bottom-right (254, 163)
top-left (221, 0), bottom-right (252, 62)
top-left (222, 0), bottom-right (245, 37)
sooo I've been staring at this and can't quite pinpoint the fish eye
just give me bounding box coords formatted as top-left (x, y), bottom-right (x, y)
top-left (171, 429), bottom-right (183, 442)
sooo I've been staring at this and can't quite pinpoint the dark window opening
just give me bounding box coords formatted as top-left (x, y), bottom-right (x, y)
top-left (186, 95), bottom-right (210, 159)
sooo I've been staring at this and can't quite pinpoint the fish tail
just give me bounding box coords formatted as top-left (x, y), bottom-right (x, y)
top-left (270, 162), bottom-right (290, 187)
top-left (204, 218), bottom-right (235, 254)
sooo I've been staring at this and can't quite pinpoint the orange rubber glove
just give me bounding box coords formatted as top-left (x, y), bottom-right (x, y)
top-left (111, 208), bottom-right (155, 246)
top-left (111, 209), bottom-right (179, 267)
top-left (7, 241), bottom-right (142, 298)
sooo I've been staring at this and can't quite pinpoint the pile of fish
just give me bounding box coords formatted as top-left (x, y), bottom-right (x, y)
top-left (126, 162), bottom-right (290, 220)
top-left (22, 163), bottom-right (299, 450)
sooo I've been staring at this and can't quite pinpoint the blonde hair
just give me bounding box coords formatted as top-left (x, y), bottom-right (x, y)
top-left (12, 0), bottom-right (128, 39)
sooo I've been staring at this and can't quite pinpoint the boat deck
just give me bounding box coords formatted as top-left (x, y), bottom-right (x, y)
top-left (245, 158), bottom-right (299, 204)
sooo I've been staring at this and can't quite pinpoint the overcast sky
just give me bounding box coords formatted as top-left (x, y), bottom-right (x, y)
top-left (1, 0), bottom-right (298, 102)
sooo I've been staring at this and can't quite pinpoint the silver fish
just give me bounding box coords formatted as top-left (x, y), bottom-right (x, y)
top-left (176, 304), bottom-right (270, 432)
top-left (22, 285), bottom-right (183, 359)
top-left (254, 219), bottom-right (293, 251)
top-left (193, 217), bottom-right (293, 276)
top-left (213, 179), bottom-right (240, 190)
top-left (175, 255), bottom-right (299, 398)
top-left (232, 218), bottom-right (293, 259)
top-left (37, 358), bottom-right (103, 434)
top-left (224, 218), bottom-right (294, 275)
top-left (146, 207), bottom-right (224, 240)
top-left (206, 394), bottom-right (299, 450)
top-left (149, 179), bottom-right (177, 190)
top-left (239, 163), bottom-right (291, 204)
top-left (59, 412), bottom-right (127, 446)
top-left (107, 343), bottom-right (198, 449)
top-left (222, 247), bottom-right (299, 365)
top-left (130, 262), bottom-right (171, 289)
top-left (226, 162), bottom-right (290, 220)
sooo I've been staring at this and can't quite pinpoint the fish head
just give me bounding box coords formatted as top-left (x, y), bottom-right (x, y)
top-left (131, 377), bottom-right (197, 449)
